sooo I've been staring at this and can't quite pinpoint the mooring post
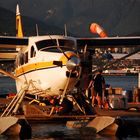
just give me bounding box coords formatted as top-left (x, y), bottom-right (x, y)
top-left (138, 72), bottom-right (140, 89)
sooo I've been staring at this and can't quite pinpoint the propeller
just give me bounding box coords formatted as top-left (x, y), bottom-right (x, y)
top-left (56, 45), bottom-right (70, 60)
top-left (54, 43), bottom-right (81, 72)
top-left (66, 56), bottom-right (80, 71)
top-left (59, 71), bottom-right (72, 105)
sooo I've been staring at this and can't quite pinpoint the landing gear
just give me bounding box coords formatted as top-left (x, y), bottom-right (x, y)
top-left (72, 92), bottom-right (96, 115)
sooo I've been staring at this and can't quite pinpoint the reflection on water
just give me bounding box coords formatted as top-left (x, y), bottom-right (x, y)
top-left (2, 122), bottom-right (138, 140)
top-left (0, 122), bottom-right (120, 140)
top-left (30, 123), bottom-right (140, 140)
top-left (31, 123), bottom-right (81, 140)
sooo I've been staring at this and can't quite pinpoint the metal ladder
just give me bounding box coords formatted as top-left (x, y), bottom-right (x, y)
top-left (1, 82), bottom-right (30, 117)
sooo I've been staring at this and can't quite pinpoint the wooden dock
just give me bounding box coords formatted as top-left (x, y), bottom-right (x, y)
top-left (1, 98), bottom-right (140, 120)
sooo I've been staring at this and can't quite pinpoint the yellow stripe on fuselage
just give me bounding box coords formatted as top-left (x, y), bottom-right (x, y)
top-left (15, 61), bottom-right (55, 77)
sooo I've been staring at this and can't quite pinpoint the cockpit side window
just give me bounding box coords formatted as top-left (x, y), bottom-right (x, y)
top-left (31, 46), bottom-right (36, 58)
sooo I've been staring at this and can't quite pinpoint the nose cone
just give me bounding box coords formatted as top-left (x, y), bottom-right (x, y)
top-left (66, 56), bottom-right (80, 71)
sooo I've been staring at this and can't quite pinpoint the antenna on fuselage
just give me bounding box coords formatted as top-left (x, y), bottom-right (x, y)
top-left (36, 24), bottom-right (39, 36)
top-left (64, 24), bottom-right (67, 36)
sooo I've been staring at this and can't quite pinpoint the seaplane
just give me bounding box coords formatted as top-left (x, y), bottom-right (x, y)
top-left (0, 4), bottom-right (140, 116)
top-left (0, 4), bottom-right (140, 139)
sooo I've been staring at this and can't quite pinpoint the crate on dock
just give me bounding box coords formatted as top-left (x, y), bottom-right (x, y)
top-left (108, 87), bottom-right (123, 95)
top-left (112, 88), bottom-right (123, 94)
top-left (108, 94), bottom-right (127, 109)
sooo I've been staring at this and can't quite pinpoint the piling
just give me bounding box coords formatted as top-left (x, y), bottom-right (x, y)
top-left (138, 72), bottom-right (140, 88)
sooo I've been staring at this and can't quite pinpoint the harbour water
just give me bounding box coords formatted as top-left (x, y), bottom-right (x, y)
top-left (104, 75), bottom-right (138, 91)
top-left (0, 75), bottom-right (139, 140)
top-left (0, 75), bottom-right (138, 95)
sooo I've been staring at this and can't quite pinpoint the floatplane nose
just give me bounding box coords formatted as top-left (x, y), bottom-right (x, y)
top-left (66, 56), bottom-right (80, 71)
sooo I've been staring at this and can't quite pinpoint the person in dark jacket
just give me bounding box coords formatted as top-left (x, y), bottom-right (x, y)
top-left (88, 69), bottom-right (105, 108)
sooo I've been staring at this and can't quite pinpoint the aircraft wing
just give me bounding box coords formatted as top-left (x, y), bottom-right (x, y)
top-left (0, 51), bottom-right (18, 60)
top-left (77, 36), bottom-right (140, 49)
top-left (0, 36), bottom-right (28, 59)
top-left (0, 36), bottom-right (28, 49)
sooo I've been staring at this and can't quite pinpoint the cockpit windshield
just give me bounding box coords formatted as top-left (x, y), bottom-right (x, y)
top-left (36, 39), bottom-right (76, 52)
top-left (36, 39), bottom-right (57, 50)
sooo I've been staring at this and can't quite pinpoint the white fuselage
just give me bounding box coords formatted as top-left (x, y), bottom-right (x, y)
top-left (15, 35), bottom-right (81, 97)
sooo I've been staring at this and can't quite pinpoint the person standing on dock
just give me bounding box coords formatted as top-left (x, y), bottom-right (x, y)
top-left (88, 69), bottom-right (106, 108)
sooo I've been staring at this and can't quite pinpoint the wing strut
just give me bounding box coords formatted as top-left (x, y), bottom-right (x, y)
top-left (92, 48), bottom-right (140, 75)
top-left (0, 69), bottom-right (18, 80)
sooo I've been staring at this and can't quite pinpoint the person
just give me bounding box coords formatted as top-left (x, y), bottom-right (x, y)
top-left (49, 96), bottom-right (73, 115)
top-left (88, 69), bottom-right (105, 108)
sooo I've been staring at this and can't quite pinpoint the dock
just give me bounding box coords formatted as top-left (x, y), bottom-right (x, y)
top-left (1, 97), bottom-right (140, 118)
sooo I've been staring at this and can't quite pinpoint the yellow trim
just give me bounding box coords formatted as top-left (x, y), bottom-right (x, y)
top-left (59, 52), bottom-right (78, 63)
top-left (16, 14), bottom-right (23, 37)
top-left (15, 61), bottom-right (55, 76)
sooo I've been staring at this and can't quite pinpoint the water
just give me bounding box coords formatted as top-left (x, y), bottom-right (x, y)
top-left (104, 75), bottom-right (138, 91)
top-left (0, 76), bottom-right (16, 95)
top-left (0, 76), bottom-right (139, 140)
top-left (0, 75), bottom-right (138, 95)
top-left (0, 123), bottom-right (119, 140)
top-left (0, 122), bottom-right (139, 140)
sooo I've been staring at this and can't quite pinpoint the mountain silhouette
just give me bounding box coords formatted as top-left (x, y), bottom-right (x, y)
top-left (0, 7), bottom-right (65, 36)
top-left (0, 0), bottom-right (140, 37)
